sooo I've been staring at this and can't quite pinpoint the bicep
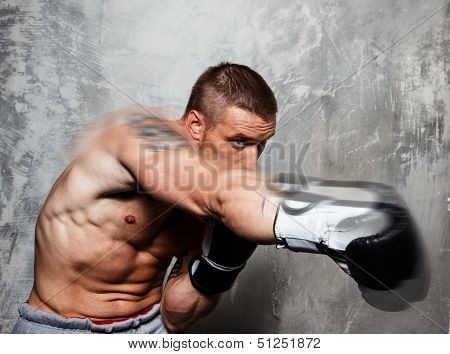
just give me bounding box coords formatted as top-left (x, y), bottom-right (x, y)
top-left (160, 241), bottom-right (221, 331)
top-left (161, 232), bottom-right (212, 300)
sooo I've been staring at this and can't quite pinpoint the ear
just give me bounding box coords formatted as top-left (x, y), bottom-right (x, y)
top-left (185, 110), bottom-right (206, 142)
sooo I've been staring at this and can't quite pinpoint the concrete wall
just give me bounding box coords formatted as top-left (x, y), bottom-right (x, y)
top-left (0, 0), bottom-right (448, 333)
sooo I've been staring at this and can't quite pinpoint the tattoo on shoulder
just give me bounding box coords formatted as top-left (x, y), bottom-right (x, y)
top-left (125, 113), bottom-right (158, 123)
top-left (129, 116), bottom-right (189, 151)
top-left (129, 116), bottom-right (175, 138)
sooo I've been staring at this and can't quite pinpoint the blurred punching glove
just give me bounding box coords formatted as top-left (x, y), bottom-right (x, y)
top-left (273, 179), bottom-right (425, 291)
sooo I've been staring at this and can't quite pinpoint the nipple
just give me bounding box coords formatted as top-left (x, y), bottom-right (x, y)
top-left (125, 215), bottom-right (136, 224)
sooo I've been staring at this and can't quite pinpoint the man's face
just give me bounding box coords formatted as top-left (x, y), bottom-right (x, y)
top-left (201, 107), bottom-right (276, 170)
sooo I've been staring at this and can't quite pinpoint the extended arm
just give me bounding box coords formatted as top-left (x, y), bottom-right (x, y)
top-left (117, 116), bottom-right (280, 244)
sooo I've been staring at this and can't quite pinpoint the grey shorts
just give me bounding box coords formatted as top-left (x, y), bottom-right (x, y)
top-left (12, 302), bottom-right (168, 334)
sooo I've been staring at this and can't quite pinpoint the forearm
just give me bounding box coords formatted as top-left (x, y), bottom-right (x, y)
top-left (208, 169), bottom-right (280, 244)
top-left (161, 273), bottom-right (220, 333)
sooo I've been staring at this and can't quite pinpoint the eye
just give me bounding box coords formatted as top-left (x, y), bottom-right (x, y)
top-left (231, 140), bottom-right (247, 150)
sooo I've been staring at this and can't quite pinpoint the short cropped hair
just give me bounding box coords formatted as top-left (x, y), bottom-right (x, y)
top-left (183, 62), bottom-right (277, 127)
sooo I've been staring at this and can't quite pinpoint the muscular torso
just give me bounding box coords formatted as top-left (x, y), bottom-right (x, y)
top-left (29, 113), bottom-right (206, 320)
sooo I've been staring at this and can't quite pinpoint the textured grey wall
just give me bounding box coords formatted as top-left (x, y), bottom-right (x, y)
top-left (0, 0), bottom-right (448, 333)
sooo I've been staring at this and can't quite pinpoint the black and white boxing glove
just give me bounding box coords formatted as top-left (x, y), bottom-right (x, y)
top-left (188, 223), bottom-right (257, 295)
top-left (273, 179), bottom-right (422, 290)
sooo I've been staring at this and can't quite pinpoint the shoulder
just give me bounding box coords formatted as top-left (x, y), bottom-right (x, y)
top-left (74, 105), bottom-right (183, 160)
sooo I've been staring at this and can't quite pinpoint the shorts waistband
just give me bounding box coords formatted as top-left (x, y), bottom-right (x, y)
top-left (18, 302), bottom-right (162, 333)
top-left (90, 305), bottom-right (154, 325)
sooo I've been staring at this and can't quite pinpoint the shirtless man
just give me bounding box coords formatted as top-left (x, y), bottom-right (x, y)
top-left (12, 63), bottom-right (281, 333)
top-left (13, 63), bottom-right (422, 334)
